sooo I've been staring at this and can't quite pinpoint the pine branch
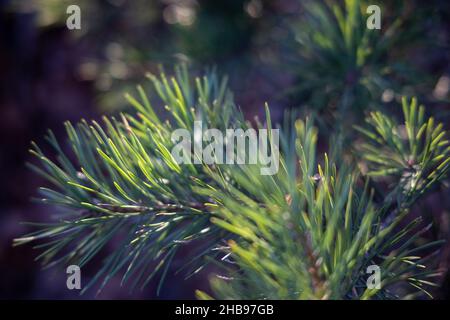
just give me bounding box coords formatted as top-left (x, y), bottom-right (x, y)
top-left (14, 65), bottom-right (239, 293)
top-left (14, 65), bottom-right (449, 299)
top-left (355, 96), bottom-right (450, 207)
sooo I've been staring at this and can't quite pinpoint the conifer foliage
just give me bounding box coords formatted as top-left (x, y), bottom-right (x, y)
top-left (14, 64), bottom-right (450, 299)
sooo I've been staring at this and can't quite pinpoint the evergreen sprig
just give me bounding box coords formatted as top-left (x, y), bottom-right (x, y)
top-left (14, 65), bottom-right (241, 294)
top-left (356, 97), bottom-right (450, 206)
top-left (197, 117), bottom-right (446, 299)
top-left (14, 66), bottom-right (449, 299)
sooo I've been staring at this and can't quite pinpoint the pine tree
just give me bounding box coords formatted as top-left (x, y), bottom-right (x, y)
top-left (14, 64), bottom-right (450, 299)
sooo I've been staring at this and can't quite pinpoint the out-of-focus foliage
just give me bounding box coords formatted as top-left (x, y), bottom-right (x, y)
top-left (10, 0), bottom-right (272, 112)
top-left (289, 0), bottom-right (432, 127)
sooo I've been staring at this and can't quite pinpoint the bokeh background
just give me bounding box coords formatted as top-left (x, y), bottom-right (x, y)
top-left (0, 0), bottom-right (449, 299)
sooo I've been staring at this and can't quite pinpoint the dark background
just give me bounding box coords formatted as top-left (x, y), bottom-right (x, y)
top-left (0, 0), bottom-right (449, 299)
